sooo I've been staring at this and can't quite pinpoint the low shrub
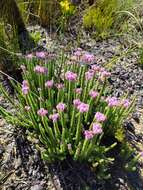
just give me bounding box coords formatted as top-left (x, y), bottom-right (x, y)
top-left (138, 48), bottom-right (143, 68)
top-left (83, 0), bottom-right (133, 39)
top-left (0, 49), bottom-right (138, 178)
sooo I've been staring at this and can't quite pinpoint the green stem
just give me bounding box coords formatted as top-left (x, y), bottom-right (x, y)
top-left (75, 113), bottom-right (82, 144)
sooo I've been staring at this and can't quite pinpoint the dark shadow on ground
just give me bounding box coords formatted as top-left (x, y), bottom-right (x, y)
top-left (14, 128), bottom-right (143, 190)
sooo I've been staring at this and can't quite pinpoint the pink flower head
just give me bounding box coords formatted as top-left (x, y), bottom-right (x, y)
top-left (82, 53), bottom-right (95, 63)
top-left (65, 71), bottom-right (77, 81)
top-left (49, 113), bottom-right (59, 123)
top-left (85, 71), bottom-right (94, 80)
top-left (92, 123), bottom-right (103, 135)
top-left (34, 65), bottom-right (48, 74)
top-left (121, 99), bottom-right (130, 108)
top-left (74, 49), bottom-right (82, 57)
top-left (84, 130), bottom-right (94, 140)
top-left (45, 80), bottom-right (54, 88)
top-left (22, 80), bottom-right (29, 95)
top-left (56, 83), bottom-right (64, 89)
top-left (95, 112), bottom-right (106, 122)
top-left (56, 103), bottom-right (66, 112)
top-left (37, 108), bottom-right (48, 116)
top-left (26, 53), bottom-right (33, 59)
top-left (91, 65), bottom-right (101, 72)
top-left (73, 99), bottom-right (81, 107)
top-left (75, 88), bottom-right (82, 94)
top-left (140, 151), bottom-right (143, 158)
top-left (89, 90), bottom-right (99, 99)
top-left (100, 71), bottom-right (111, 80)
top-left (106, 97), bottom-right (119, 107)
top-left (77, 48), bottom-right (82, 51)
top-left (77, 103), bottom-right (89, 113)
top-left (36, 51), bottom-right (46, 58)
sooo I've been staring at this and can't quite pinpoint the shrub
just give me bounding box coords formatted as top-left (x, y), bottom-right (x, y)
top-left (59, 0), bottom-right (76, 32)
top-left (138, 48), bottom-right (143, 68)
top-left (0, 49), bottom-right (136, 178)
top-left (83, 0), bottom-right (133, 39)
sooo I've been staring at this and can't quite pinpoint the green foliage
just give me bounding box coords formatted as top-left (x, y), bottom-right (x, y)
top-left (138, 48), bottom-right (143, 68)
top-left (30, 31), bottom-right (41, 43)
top-left (120, 143), bottom-right (139, 172)
top-left (0, 49), bottom-right (136, 178)
top-left (83, 0), bottom-right (134, 39)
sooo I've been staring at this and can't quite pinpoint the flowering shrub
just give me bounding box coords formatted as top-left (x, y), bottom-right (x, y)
top-left (59, 0), bottom-right (76, 32)
top-left (0, 49), bottom-right (136, 177)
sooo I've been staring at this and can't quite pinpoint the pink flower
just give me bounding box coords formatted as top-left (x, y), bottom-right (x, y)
top-left (26, 53), bottom-right (33, 59)
top-left (85, 71), bottom-right (94, 80)
top-left (89, 90), bottom-right (99, 98)
top-left (100, 71), bottom-right (111, 80)
top-left (92, 123), bottom-right (103, 134)
top-left (56, 103), bottom-right (66, 112)
top-left (95, 112), bottom-right (106, 122)
top-left (22, 80), bottom-right (29, 95)
top-left (56, 83), bottom-right (64, 89)
top-left (74, 48), bottom-right (82, 57)
top-left (45, 80), bottom-right (54, 88)
top-left (65, 71), bottom-right (77, 81)
top-left (82, 53), bottom-right (95, 63)
top-left (140, 151), bottom-right (143, 158)
top-left (73, 99), bottom-right (81, 107)
top-left (36, 51), bottom-right (46, 58)
top-left (106, 97), bottom-right (119, 107)
top-left (91, 65), bottom-right (101, 71)
top-left (77, 103), bottom-right (89, 113)
top-left (49, 113), bottom-right (59, 122)
top-left (84, 130), bottom-right (94, 140)
top-left (34, 65), bottom-right (48, 74)
top-left (37, 108), bottom-right (48, 116)
top-left (75, 88), bottom-right (82, 94)
top-left (121, 99), bottom-right (130, 108)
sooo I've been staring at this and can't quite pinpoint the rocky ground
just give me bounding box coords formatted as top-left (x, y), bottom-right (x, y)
top-left (0, 26), bottom-right (143, 189)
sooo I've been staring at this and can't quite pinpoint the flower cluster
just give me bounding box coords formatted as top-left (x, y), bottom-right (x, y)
top-left (56, 103), bottom-right (66, 112)
top-left (89, 90), bottom-right (99, 98)
top-left (37, 108), bottom-right (48, 116)
top-left (22, 80), bottom-right (29, 95)
top-left (36, 51), bottom-right (46, 59)
top-left (84, 123), bottom-right (103, 140)
top-left (49, 113), bottom-right (59, 123)
top-left (95, 112), bottom-right (106, 122)
top-left (34, 65), bottom-right (48, 74)
top-left (45, 80), bottom-right (54, 88)
top-left (65, 71), bottom-right (77, 81)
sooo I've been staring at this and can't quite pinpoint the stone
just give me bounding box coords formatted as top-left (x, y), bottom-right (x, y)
top-left (30, 184), bottom-right (43, 190)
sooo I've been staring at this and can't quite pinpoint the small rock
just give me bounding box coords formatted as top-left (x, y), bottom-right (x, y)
top-left (132, 112), bottom-right (140, 123)
top-left (124, 121), bottom-right (135, 133)
top-left (30, 184), bottom-right (43, 190)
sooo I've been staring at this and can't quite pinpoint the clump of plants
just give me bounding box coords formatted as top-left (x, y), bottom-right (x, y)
top-left (0, 49), bottom-right (139, 178)
top-left (83, 0), bottom-right (133, 39)
top-left (138, 48), bottom-right (143, 68)
top-left (59, 0), bottom-right (76, 32)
